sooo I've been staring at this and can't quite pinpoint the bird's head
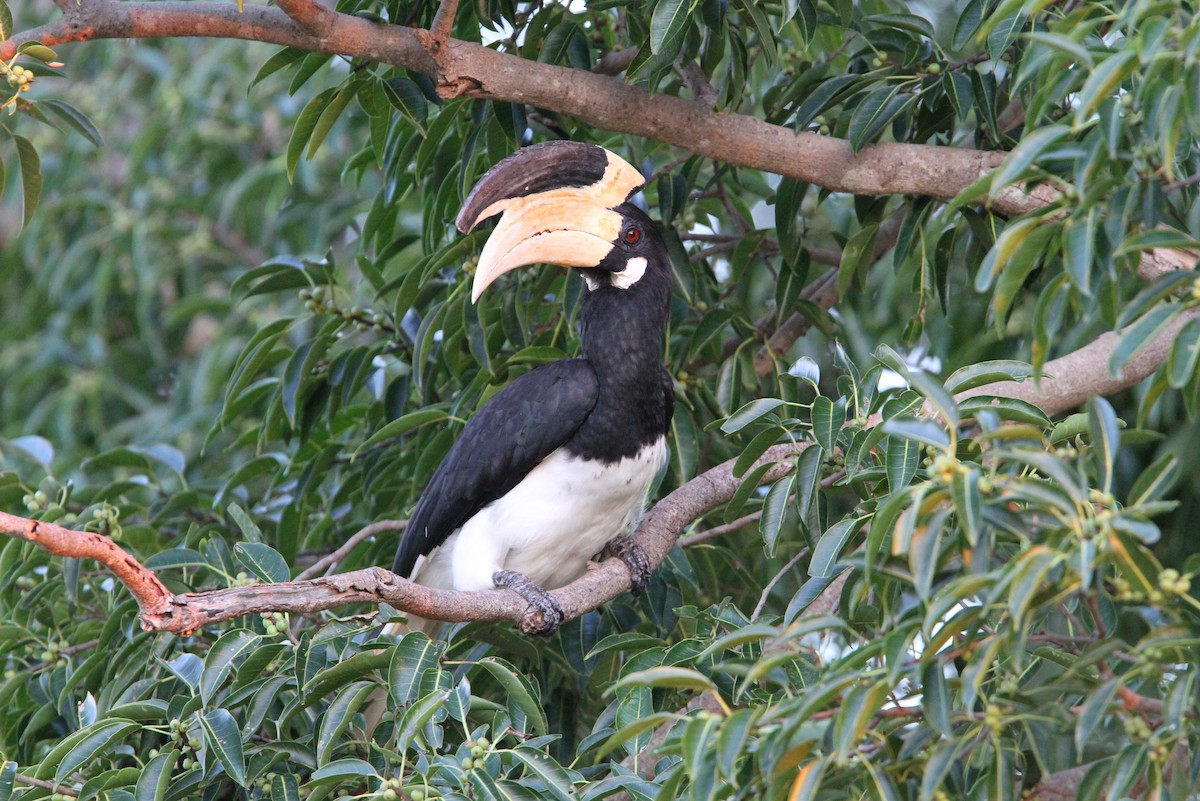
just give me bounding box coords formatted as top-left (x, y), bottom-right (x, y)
top-left (457, 141), bottom-right (666, 302)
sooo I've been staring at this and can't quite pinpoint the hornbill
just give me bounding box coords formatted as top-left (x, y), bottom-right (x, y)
top-left (391, 141), bottom-right (674, 636)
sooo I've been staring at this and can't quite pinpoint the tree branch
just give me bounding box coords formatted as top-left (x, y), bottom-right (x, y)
top-left (0, 445), bottom-right (804, 635)
top-left (960, 307), bottom-right (1200, 414)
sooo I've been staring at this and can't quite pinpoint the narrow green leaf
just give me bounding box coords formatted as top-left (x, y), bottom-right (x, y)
top-left (316, 681), bottom-right (378, 764)
top-left (1167, 318), bottom-right (1200, 388)
top-left (308, 759), bottom-right (378, 784)
top-left (1087, 397), bottom-right (1120, 495)
top-left (881, 418), bottom-right (950, 449)
top-left (1128, 452), bottom-right (1179, 506)
top-left (389, 632), bottom-right (445, 706)
top-left (395, 689), bottom-right (450, 754)
top-left (944, 360), bottom-right (1034, 394)
top-left (952, 0), bottom-right (984, 49)
top-left (477, 657), bottom-right (547, 736)
top-left (1074, 51), bottom-right (1136, 128)
top-left (760, 475), bottom-right (794, 558)
top-left (509, 749), bottom-right (575, 801)
top-left (650, 0), bottom-right (693, 55)
top-left (271, 774), bottom-right (301, 801)
top-left (886, 436), bottom-right (919, 491)
top-left (951, 467), bottom-right (983, 546)
top-left (227, 501), bottom-right (264, 544)
top-left (989, 124), bottom-right (1070, 191)
top-left (54, 720), bottom-right (140, 787)
top-left (0, 3), bottom-right (12, 40)
top-left (382, 77), bottom-right (429, 134)
top-left (1075, 678), bottom-right (1119, 754)
top-left (39, 100), bottom-right (105, 147)
top-left (810, 396), bottom-right (844, 451)
top-left (975, 216), bottom-right (1044, 292)
top-left (921, 661), bottom-right (951, 736)
top-left (610, 666), bottom-right (716, 695)
top-left (848, 87), bottom-right (916, 151)
top-left (200, 629), bottom-right (262, 706)
top-left (286, 87), bottom-right (336, 182)
top-left (12, 133), bottom-right (42, 227)
top-left (307, 81), bottom-right (360, 159)
top-left (810, 517), bottom-right (863, 578)
top-left (592, 712), bottom-right (676, 761)
top-left (833, 682), bottom-right (887, 758)
top-left (721, 398), bottom-right (785, 434)
top-left (358, 408), bottom-right (450, 453)
top-left (200, 709), bottom-right (247, 787)
top-left (1109, 305), bottom-right (1179, 378)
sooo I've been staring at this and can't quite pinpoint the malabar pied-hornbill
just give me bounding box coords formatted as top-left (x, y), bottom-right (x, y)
top-left (391, 141), bottom-right (674, 635)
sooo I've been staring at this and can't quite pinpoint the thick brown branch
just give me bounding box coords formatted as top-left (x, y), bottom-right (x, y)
top-left (273, 0), bottom-right (334, 32)
top-left (960, 307), bottom-right (1200, 415)
top-left (0, 511), bottom-right (173, 617)
top-left (0, 1), bottom-right (1191, 281)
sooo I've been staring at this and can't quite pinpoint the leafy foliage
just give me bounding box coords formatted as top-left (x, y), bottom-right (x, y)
top-left (3, 0), bottom-right (1200, 799)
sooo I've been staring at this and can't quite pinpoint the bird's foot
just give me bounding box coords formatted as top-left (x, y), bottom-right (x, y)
top-left (603, 537), bottom-right (652, 595)
top-left (493, 570), bottom-right (564, 636)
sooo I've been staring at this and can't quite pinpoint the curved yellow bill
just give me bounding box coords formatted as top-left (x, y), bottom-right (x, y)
top-left (470, 196), bottom-right (625, 302)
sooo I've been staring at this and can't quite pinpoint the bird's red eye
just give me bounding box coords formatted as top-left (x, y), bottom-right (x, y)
top-left (624, 227), bottom-right (641, 244)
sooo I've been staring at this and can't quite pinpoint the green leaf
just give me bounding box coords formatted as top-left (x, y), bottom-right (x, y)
top-left (1109, 305), bottom-right (1180, 379)
top-left (650, 0), bottom-right (694, 56)
top-left (477, 657), bottom-right (548, 736)
top-left (227, 501), bottom-right (264, 544)
top-left (272, 774), bottom-right (301, 801)
top-left (395, 688), bottom-right (450, 754)
top-left (1128, 452), bottom-right (1178, 506)
top-left (944, 360), bottom-right (1034, 393)
top-left (848, 87), bottom-right (916, 151)
top-left (382, 77), bottom-right (429, 135)
top-left (39, 100), bottom-right (105, 147)
top-left (592, 712), bottom-right (676, 761)
top-left (358, 408), bottom-right (451, 453)
top-left (510, 749), bottom-right (575, 801)
top-left (721, 398), bottom-right (785, 434)
top-left (16, 42), bottom-right (57, 62)
top-left (200, 709), bottom-right (247, 787)
top-left (989, 124), bottom-right (1070, 191)
top-left (308, 759), bottom-right (379, 785)
top-left (200, 629), bottom-right (262, 706)
top-left (54, 720), bottom-right (140, 786)
top-left (0, 3), bottom-right (11, 40)
top-left (951, 467), bottom-right (983, 546)
top-left (1075, 677), bottom-right (1119, 755)
top-left (609, 666), bottom-right (717, 696)
top-left (1087, 397), bottom-right (1120, 496)
top-left (390, 632), bottom-right (445, 706)
top-left (810, 517), bottom-right (863, 578)
top-left (316, 681), bottom-right (378, 764)
top-left (760, 475), bottom-right (794, 558)
top-left (1167, 317), bottom-right (1200, 388)
top-left (1074, 50), bottom-right (1137, 128)
top-left (287, 87), bottom-right (337, 182)
top-left (0, 762), bottom-right (15, 801)
top-left (810, 396), bottom-right (844, 451)
top-left (833, 682), bottom-right (887, 759)
top-left (885, 436), bottom-right (919, 491)
top-left (234, 542), bottom-right (290, 583)
top-left (881, 418), bottom-right (950, 449)
top-left (308, 81), bottom-right (360, 159)
top-left (975, 217), bottom-right (1045, 292)
top-left (12, 132), bottom-right (42, 227)
top-left (952, 0), bottom-right (984, 49)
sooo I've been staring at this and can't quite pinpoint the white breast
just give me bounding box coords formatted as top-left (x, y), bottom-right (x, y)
top-left (410, 438), bottom-right (667, 593)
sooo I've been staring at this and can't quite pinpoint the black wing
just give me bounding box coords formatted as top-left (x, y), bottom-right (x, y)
top-left (392, 359), bottom-right (599, 576)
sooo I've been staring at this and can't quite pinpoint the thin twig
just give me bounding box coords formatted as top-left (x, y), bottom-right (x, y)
top-left (679, 512), bottom-right (761, 548)
top-left (752, 548), bottom-right (810, 619)
top-left (295, 519), bottom-right (407, 580)
top-left (15, 774), bottom-right (79, 798)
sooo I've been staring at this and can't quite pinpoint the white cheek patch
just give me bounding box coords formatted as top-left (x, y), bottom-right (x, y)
top-left (582, 273), bottom-right (603, 291)
top-left (610, 257), bottom-right (648, 290)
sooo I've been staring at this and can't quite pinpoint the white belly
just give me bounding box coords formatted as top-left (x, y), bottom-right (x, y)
top-left (411, 439), bottom-right (667, 592)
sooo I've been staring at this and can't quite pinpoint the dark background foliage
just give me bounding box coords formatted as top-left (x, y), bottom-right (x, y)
top-left (2, 0), bottom-right (1200, 798)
